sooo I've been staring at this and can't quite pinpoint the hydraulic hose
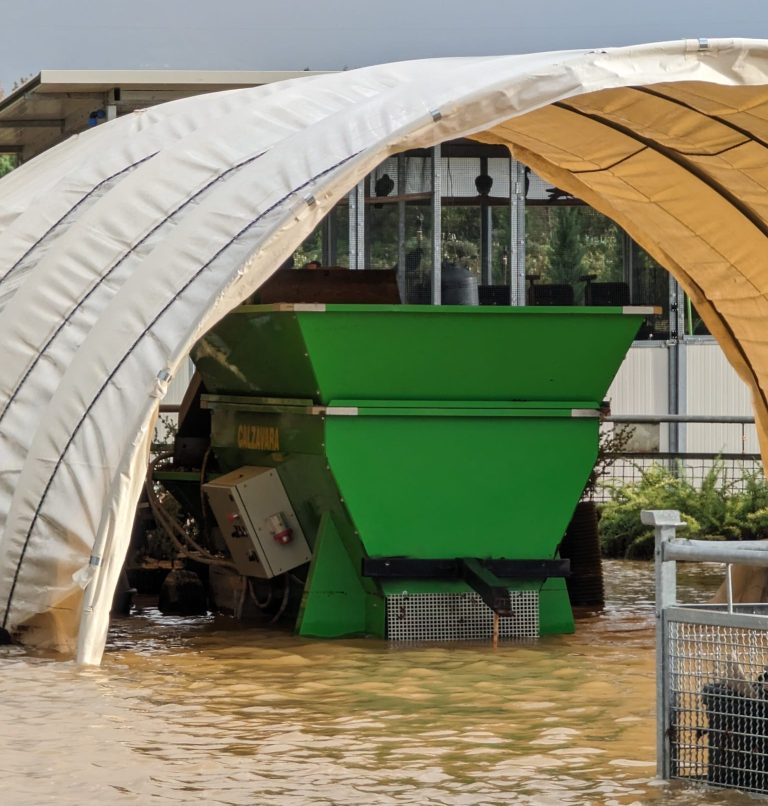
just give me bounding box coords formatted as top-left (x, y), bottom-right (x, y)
top-left (145, 452), bottom-right (237, 570)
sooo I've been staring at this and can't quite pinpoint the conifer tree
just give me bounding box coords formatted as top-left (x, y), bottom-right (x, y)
top-left (547, 207), bottom-right (585, 287)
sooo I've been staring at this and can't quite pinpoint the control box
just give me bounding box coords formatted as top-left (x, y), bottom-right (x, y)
top-left (203, 466), bottom-right (311, 579)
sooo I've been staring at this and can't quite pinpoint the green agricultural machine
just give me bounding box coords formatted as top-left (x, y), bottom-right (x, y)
top-left (153, 272), bottom-right (650, 642)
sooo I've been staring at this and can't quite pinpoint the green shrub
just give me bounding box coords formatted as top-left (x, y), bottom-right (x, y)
top-left (599, 461), bottom-right (768, 560)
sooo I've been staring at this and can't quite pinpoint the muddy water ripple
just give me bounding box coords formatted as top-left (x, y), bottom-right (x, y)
top-left (0, 561), bottom-right (754, 805)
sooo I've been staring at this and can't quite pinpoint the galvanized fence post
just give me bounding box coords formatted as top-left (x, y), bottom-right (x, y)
top-left (639, 517), bottom-right (768, 794)
top-left (641, 509), bottom-right (686, 779)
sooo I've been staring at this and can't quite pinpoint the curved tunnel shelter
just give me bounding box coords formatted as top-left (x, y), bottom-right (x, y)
top-left (1, 39), bottom-right (768, 664)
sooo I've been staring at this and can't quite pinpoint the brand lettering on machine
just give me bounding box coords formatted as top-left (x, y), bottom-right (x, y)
top-left (236, 424), bottom-right (280, 451)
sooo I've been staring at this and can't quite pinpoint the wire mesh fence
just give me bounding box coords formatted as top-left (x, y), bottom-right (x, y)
top-left (594, 453), bottom-right (764, 504)
top-left (652, 516), bottom-right (768, 798)
top-left (593, 415), bottom-right (764, 503)
top-left (667, 610), bottom-right (768, 795)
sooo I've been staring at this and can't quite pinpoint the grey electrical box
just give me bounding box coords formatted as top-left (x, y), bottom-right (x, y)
top-left (203, 466), bottom-right (311, 579)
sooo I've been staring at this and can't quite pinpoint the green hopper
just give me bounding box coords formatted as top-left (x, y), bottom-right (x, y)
top-left (185, 303), bottom-right (649, 641)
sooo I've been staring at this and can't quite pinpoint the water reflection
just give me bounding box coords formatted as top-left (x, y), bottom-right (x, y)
top-left (0, 561), bottom-right (755, 804)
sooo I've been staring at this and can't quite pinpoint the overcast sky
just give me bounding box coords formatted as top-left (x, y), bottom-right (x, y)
top-left (2, 1), bottom-right (768, 93)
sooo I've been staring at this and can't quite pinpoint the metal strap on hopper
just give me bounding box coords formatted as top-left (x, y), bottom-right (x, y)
top-left (327, 401), bottom-right (602, 418)
top-left (363, 557), bottom-right (570, 617)
top-left (621, 305), bottom-right (661, 315)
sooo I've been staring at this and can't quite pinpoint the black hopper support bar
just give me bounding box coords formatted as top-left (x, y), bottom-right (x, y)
top-left (362, 557), bottom-right (570, 617)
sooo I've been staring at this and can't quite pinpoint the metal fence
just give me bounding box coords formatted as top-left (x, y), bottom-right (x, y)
top-left (649, 510), bottom-right (768, 796)
top-left (594, 415), bottom-right (763, 503)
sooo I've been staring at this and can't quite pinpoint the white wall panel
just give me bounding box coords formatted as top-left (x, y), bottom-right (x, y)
top-left (685, 341), bottom-right (759, 454)
top-left (605, 343), bottom-right (669, 452)
top-left (606, 344), bottom-right (668, 415)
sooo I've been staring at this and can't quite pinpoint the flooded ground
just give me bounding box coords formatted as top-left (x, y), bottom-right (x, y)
top-left (0, 561), bottom-right (758, 805)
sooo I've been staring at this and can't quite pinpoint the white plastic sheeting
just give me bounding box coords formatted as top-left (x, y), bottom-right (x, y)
top-left (2, 40), bottom-right (768, 664)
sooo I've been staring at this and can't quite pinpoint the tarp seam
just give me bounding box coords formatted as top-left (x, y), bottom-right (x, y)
top-left (634, 86), bottom-right (768, 150)
top-left (0, 154), bottom-right (157, 291)
top-left (555, 101), bottom-right (768, 260)
top-left (570, 146), bottom-right (648, 173)
top-left (0, 150), bottom-right (267, 424)
top-left (675, 141), bottom-right (752, 158)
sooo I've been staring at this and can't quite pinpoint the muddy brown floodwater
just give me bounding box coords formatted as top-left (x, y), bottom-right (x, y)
top-left (0, 561), bottom-right (759, 805)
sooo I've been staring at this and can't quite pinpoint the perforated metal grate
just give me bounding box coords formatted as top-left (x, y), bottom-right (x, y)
top-left (667, 614), bottom-right (768, 795)
top-left (385, 590), bottom-right (539, 642)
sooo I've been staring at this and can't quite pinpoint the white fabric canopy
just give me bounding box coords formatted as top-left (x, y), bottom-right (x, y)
top-left (2, 39), bottom-right (768, 664)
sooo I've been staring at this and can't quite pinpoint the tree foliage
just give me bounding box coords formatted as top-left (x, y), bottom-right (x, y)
top-left (291, 166), bottom-right (665, 305)
top-left (526, 205), bottom-right (624, 288)
top-left (548, 207), bottom-right (585, 288)
top-left (599, 462), bottom-right (768, 560)
top-left (297, 199), bottom-right (629, 280)
top-left (0, 154), bottom-right (16, 178)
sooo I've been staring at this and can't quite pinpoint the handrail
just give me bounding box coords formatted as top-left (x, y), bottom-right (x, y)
top-left (661, 538), bottom-right (768, 566)
top-left (608, 414), bottom-right (754, 424)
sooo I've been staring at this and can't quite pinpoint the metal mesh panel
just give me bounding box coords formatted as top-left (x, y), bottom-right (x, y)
top-left (364, 154), bottom-right (433, 302)
top-left (667, 613), bottom-right (768, 794)
top-left (593, 454), bottom-right (763, 504)
top-left (385, 590), bottom-right (539, 641)
top-left (369, 155), bottom-right (434, 197)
